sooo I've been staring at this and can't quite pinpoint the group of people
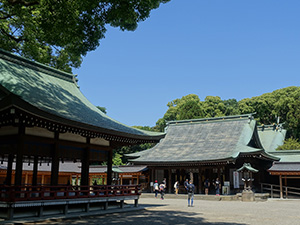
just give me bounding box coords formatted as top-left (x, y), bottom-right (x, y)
top-left (204, 178), bottom-right (221, 196)
top-left (153, 177), bottom-right (222, 206)
top-left (153, 179), bottom-right (166, 200)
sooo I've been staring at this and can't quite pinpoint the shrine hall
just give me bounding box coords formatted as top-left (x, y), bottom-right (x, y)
top-left (127, 114), bottom-right (283, 194)
top-left (0, 49), bottom-right (165, 220)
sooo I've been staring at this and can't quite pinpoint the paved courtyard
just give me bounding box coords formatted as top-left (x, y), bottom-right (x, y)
top-left (18, 195), bottom-right (300, 225)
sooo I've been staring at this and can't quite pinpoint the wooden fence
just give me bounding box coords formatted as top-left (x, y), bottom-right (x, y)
top-left (0, 184), bottom-right (140, 202)
top-left (261, 183), bottom-right (300, 198)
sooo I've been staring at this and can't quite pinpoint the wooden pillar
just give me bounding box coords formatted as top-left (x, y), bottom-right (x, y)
top-left (15, 125), bottom-right (25, 186)
top-left (279, 175), bottom-right (283, 199)
top-left (151, 168), bottom-right (154, 183)
top-left (168, 168), bottom-right (172, 193)
top-left (32, 155), bottom-right (39, 186)
top-left (41, 175), bottom-right (45, 185)
top-left (24, 173), bottom-right (28, 185)
top-left (51, 132), bottom-right (59, 186)
top-left (284, 176), bottom-right (288, 198)
top-left (198, 167), bottom-right (202, 194)
top-left (107, 149), bottom-right (113, 185)
top-left (81, 137), bottom-right (90, 186)
top-left (5, 154), bottom-right (14, 185)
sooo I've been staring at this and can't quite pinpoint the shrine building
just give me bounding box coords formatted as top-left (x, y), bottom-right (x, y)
top-left (127, 114), bottom-right (284, 194)
top-left (0, 49), bottom-right (164, 220)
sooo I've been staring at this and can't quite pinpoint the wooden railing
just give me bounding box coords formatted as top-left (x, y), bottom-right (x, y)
top-left (0, 184), bottom-right (141, 202)
top-left (261, 183), bottom-right (300, 198)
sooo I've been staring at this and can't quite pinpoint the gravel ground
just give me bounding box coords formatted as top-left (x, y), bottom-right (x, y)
top-left (17, 196), bottom-right (300, 225)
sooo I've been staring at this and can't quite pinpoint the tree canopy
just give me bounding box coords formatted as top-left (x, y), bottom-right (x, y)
top-left (276, 137), bottom-right (300, 150)
top-left (0, 0), bottom-right (170, 72)
top-left (154, 87), bottom-right (300, 141)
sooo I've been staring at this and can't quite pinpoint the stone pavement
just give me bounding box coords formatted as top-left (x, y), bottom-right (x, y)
top-left (4, 194), bottom-right (300, 225)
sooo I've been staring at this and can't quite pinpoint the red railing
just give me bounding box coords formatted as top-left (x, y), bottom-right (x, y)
top-left (0, 184), bottom-right (141, 202)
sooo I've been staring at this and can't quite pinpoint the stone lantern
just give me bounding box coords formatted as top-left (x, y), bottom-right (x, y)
top-left (237, 163), bottom-right (258, 201)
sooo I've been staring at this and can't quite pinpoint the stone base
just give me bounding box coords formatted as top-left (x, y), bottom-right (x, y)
top-left (241, 190), bottom-right (255, 202)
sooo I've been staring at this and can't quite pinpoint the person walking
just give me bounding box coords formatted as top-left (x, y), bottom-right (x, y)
top-left (159, 182), bottom-right (166, 200)
top-left (174, 181), bottom-right (179, 195)
top-left (187, 180), bottom-right (195, 207)
top-left (153, 180), bottom-right (159, 198)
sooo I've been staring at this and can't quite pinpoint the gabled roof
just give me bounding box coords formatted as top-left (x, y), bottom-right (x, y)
top-left (257, 125), bottom-right (286, 152)
top-left (237, 163), bottom-right (258, 173)
top-left (268, 161), bottom-right (300, 175)
top-left (127, 114), bottom-right (278, 165)
top-left (0, 49), bottom-right (164, 143)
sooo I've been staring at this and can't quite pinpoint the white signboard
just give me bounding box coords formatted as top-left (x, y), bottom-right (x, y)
top-left (233, 171), bottom-right (240, 188)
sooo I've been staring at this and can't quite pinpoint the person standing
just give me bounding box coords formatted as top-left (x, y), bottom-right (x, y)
top-left (153, 180), bottom-right (159, 198)
top-left (214, 178), bottom-right (221, 196)
top-left (187, 180), bottom-right (195, 207)
top-left (174, 181), bottom-right (179, 195)
top-left (184, 179), bottom-right (189, 193)
top-left (204, 178), bottom-right (210, 195)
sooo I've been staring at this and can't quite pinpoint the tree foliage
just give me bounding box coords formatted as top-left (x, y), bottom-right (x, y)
top-left (154, 87), bottom-right (300, 140)
top-left (96, 106), bottom-right (107, 114)
top-left (0, 0), bottom-right (170, 72)
top-left (276, 137), bottom-right (300, 150)
top-left (154, 94), bottom-right (241, 132)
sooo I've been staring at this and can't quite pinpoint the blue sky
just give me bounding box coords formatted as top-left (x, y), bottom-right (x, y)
top-left (74, 0), bottom-right (300, 127)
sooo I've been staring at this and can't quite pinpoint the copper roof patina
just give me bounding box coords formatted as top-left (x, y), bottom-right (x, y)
top-left (0, 49), bottom-right (164, 143)
top-left (127, 114), bottom-right (278, 165)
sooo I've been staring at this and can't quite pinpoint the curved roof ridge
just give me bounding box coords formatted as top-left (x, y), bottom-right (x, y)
top-left (167, 113), bottom-right (254, 126)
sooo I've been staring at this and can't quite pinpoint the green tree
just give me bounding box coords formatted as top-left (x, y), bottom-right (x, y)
top-left (202, 96), bottom-right (225, 118)
top-left (0, 0), bottom-right (170, 72)
top-left (155, 94), bottom-right (241, 132)
top-left (112, 153), bottom-right (124, 166)
top-left (276, 137), bottom-right (300, 150)
top-left (223, 98), bottom-right (240, 116)
top-left (96, 106), bottom-right (107, 114)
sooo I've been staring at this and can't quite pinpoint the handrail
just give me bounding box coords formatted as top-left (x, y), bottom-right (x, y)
top-left (0, 184), bottom-right (141, 202)
top-left (261, 183), bottom-right (300, 198)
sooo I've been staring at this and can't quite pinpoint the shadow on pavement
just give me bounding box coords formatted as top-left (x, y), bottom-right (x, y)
top-left (25, 209), bottom-right (247, 225)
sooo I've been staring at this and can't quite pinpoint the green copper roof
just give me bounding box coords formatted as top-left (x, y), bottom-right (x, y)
top-left (257, 126), bottom-right (286, 152)
top-left (127, 114), bottom-right (278, 164)
top-left (0, 49), bottom-right (164, 141)
top-left (237, 163), bottom-right (259, 173)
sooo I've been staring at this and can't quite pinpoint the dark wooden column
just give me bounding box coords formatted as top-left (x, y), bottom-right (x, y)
top-left (5, 154), bottom-right (14, 185)
top-left (81, 137), bottom-right (90, 186)
top-left (107, 149), bottom-right (113, 185)
top-left (168, 168), bottom-right (171, 193)
top-left (51, 132), bottom-right (60, 186)
top-left (198, 167), bottom-right (202, 194)
top-left (279, 175), bottom-right (283, 199)
top-left (15, 125), bottom-right (25, 186)
top-left (32, 155), bottom-right (39, 186)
